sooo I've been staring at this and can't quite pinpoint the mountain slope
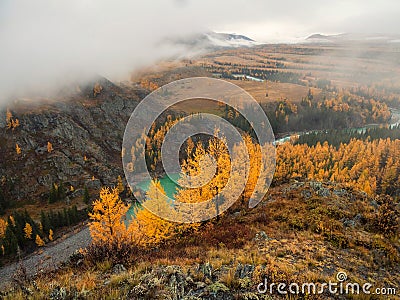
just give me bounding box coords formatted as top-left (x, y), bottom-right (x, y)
top-left (1, 181), bottom-right (398, 298)
top-left (0, 78), bottom-right (142, 208)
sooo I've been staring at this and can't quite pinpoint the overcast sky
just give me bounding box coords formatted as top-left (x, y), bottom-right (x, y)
top-left (210, 0), bottom-right (400, 41)
top-left (0, 0), bottom-right (399, 106)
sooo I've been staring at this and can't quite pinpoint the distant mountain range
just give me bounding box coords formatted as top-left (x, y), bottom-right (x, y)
top-left (171, 31), bottom-right (400, 49)
top-left (305, 33), bottom-right (400, 44)
top-left (203, 32), bottom-right (258, 47)
top-left (169, 31), bottom-right (260, 50)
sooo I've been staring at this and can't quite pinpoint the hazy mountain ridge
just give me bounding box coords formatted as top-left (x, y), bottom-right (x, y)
top-left (168, 31), bottom-right (260, 50)
top-left (306, 32), bottom-right (400, 44)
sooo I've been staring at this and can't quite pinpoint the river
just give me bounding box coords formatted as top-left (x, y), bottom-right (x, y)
top-left (275, 108), bottom-right (400, 145)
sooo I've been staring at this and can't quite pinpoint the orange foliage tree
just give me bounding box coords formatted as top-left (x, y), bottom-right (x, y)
top-left (275, 138), bottom-right (400, 195)
top-left (35, 234), bottom-right (45, 247)
top-left (15, 144), bottom-right (21, 155)
top-left (128, 180), bottom-right (176, 246)
top-left (47, 142), bottom-right (53, 153)
top-left (24, 223), bottom-right (32, 239)
top-left (88, 187), bottom-right (129, 247)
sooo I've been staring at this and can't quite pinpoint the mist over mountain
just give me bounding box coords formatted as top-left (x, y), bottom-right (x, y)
top-left (2, 0), bottom-right (399, 108)
top-left (167, 31), bottom-right (259, 51)
top-left (306, 32), bottom-right (400, 44)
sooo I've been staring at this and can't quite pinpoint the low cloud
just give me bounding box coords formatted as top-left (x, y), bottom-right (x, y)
top-left (0, 0), bottom-right (399, 107)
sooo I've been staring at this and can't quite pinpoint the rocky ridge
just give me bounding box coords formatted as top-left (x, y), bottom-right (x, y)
top-left (0, 78), bottom-right (144, 204)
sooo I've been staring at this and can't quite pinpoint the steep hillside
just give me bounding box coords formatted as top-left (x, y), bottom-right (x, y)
top-left (0, 78), bottom-right (143, 211)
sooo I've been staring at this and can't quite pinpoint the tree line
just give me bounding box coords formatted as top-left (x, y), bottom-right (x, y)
top-left (0, 206), bottom-right (86, 259)
top-left (295, 125), bottom-right (400, 148)
top-left (275, 138), bottom-right (400, 196)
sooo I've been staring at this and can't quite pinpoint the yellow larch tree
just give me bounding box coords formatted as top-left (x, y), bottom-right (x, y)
top-left (128, 180), bottom-right (175, 246)
top-left (88, 187), bottom-right (129, 247)
top-left (9, 216), bottom-right (15, 226)
top-left (6, 109), bottom-right (20, 130)
top-left (175, 141), bottom-right (213, 221)
top-left (6, 109), bottom-right (12, 129)
top-left (49, 229), bottom-right (54, 241)
top-left (35, 234), bottom-right (45, 247)
top-left (0, 219), bottom-right (7, 239)
top-left (47, 141), bottom-right (53, 153)
top-left (175, 132), bottom-right (233, 221)
top-left (207, 132), bottom-right (231, 217)
top-left (242, 134), bottom-right (262, 202)
top-left (12, 119), bottom-right (20, 129)
top-left (15, 144), bottom-right (21, 155)
top-left (24, 223), bottom-right (33, 239)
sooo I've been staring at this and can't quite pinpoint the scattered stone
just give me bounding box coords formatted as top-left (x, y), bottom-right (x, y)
top-left (333, 188), bottom-right (348, 197)
top-left (302, 189), bottom-right (312, 199)
top-left (317, 187), bottom-right (331, 197)
top-left (343, 214), bottom-right (364, 228)
top-left (283, 182), bottom-right (304, 194)
top-left (112, 264), bottom-right (127, 274)
top-left (207, 282), bottom-right (230, 296)
top-left (198, 263), bottom-right (213, 280)
top-left (370, 200), bottom-right (378, 208)
top-left (235, 264), bottom-right (255, 279)
top-left (343, 219), bottom-right (356, 228)
top-left (49, 286), bottom-right (67, 300)
top-left (37, 174), bottom-right (52, 186)
top-left (195, 281), bottom-right (207, 290)
top-left (240, 292), bottom-right (260, 300)
top-left (128, 284), bottom-right (148, 299)
top-left (254, 231), bottom-right (270, 241)
top-left (103, 280), bottom-right (111, 286)
top-left (310, 181), bottom-right (323, 191)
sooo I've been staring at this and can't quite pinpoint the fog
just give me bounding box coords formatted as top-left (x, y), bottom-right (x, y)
top-left (0, 0), bottom-right (399, 107)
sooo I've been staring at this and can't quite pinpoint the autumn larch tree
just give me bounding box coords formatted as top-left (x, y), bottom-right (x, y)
top-left (24, 223), bottom-right (32, 239)
top-left (47, 141), bottom-right (53, 153)
top-left (128, 180), bottom-right (175, 246)
top-left (15, 144), bottom-right (21, 155)
top-left (35, 234), bottom-right (45, 247)
top-left (88, 187), bottom-right (129, 247)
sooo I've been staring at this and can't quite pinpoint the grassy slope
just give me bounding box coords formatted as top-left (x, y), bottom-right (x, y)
top-left (2, 181), bottom-right (399, 299)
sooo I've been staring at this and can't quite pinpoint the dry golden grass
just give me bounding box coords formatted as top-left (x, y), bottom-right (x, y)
top-left (170, 98), bottom-right (225, 115)
top-left (75, 271), bottom-right (97, 292)
top-left (195, 43), bottom-right (400, 90)
top-left (2, 183), bottom-right (398, 299)
top-left (227, 80), bottom-right (323, 104)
